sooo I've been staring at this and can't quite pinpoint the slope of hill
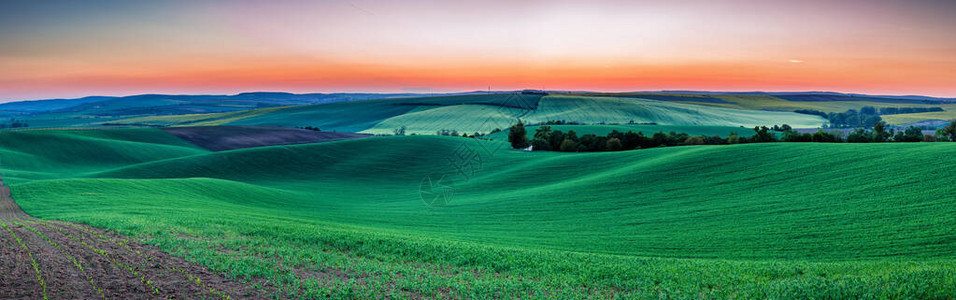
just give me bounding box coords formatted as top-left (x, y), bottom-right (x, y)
top-left (109, 94), bottom-right (822, 135)
top-left (526, 95), bottom-right (823, 127)
top-left (162, 126), bottom-right (370, 151)
top-left (0, 92), bottom-right (476, 129)
top-left (2, 129), bottom-right (955, 298)
top-left (0, 128), bottom-right (207, 181)
top-left (7, 91), bottom-right (955, 129)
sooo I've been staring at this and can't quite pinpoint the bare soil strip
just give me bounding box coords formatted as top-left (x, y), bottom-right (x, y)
top-left (162, 126), bottom-right (371, 151)
top-left (0, 180), bottom-right (265, 299)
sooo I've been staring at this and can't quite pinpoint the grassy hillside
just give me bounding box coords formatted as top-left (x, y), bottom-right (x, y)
top-left (102, 94), bottom-right (825, 135)
top-left (224, 94), bottom-right (544, 133)
top-left (600, 93), bottom-right (956, 113)
top-left (524, 95), bottom-right (823, 127)
top-left (101, 106), bottom-right (292, 127)
top-left (880, 110), bottom-right (956, 125)
top-left (12, 92), bottom-right (955, 130)
top-left (0, 128), bottom-right (206, 181)
top-left (2, 129), bottom-right (955, 298)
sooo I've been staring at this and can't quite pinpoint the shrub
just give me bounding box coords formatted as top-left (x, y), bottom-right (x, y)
top-left (531, 138), bottom-right (551, 151)
top-left (509, 122), bottom-right (530, 149)
top-left (606, 138), bottom-right (623, 151)
top-left (559, 139), bottom-right (579, 152)
top-left (683, 136), bottom-right (704, 145)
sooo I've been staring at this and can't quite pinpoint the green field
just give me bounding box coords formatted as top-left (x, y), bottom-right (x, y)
top-left (15, 92), bottom-right (956, 130)
top-left (104, 94), bottom-right (824, 135)
top-left (2, 128), bottom-right (955, 298)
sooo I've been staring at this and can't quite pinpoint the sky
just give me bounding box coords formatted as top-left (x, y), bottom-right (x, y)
top-left (1, 0), bottom-right (955, 101)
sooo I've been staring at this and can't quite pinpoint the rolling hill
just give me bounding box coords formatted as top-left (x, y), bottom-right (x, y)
top-left (105, 94), bottom-right (825, 135)
top-left (6, 91), bottom-right (956, 129)
top-left (2, 128), bottom-right (955, 298)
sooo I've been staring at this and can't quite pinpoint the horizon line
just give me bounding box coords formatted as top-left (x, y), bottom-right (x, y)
top-left (4, 89), bottom-right (955, 104)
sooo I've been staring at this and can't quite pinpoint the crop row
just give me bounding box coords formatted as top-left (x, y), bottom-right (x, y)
top-left (49, 220), bottom-right (233, 299)
top-left (13, 218), bottom-right (107, 299)
top-left (0, 218), bottom-right (48, 300)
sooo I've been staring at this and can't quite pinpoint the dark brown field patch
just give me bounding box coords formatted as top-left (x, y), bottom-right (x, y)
top-left (162, 125), bottom-right (371, 151)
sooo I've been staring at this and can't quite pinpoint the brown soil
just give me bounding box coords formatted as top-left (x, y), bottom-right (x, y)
top-left (0, 180), bottom-right (267, 299)
top-left (162, 126), bottom-right (370, 151)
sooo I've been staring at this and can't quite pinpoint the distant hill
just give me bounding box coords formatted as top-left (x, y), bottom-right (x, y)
top-left (3, 90), bottom-right (955, 129)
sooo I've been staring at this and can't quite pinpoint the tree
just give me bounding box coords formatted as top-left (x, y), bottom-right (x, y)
top-left (727, 131), bottom-right (740, 144)
top-left (811, 130), bottom-right (838, 143)
top-left (565, 130), bottom-right (579, 143)
top-left (606, 138), bottom-right (623, 151)
top-left (579, 134), bottom-right (597, 151)
top-left (750, 126), bottom-right (776, 143)
top-left (872, 121), bottom-right (889, 142)
top-left (508, 122), bottom-right (529, 148)
top-left (863, 115), bottom-right (883, 129)
top-left (651, 132), bottom-right (668, 147)
top-left (549, 130), bottom-right (566, 150)
top-left (534, 126), bottom-right (553, 141)
top-left (530, 137), bottom-right (551, 151)
top-left (943, 120), bottom-right (956, 142)
top-left (393, 126), bottom-right (407, 136)
top-left (846, 128), bottom-right (872, 143)
top-left (683, 136), bottom-right (704, 145)
top-left (780, 124), bottom-right (792, 132)
top-left (896, 126), bottom-right (923, 142)
top-left (559, 139), bottom-right (579, 152)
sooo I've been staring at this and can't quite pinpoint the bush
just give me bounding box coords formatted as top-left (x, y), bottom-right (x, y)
top-left (531, 138), bottom-right (551, 151)
top-left (683, 136), bottom-right (704, 145)
top-left (606, 138), bottom-right (623, 151)
top-left (509, 122), bottom-right (530, 149)
top-left (559, 139), bottom-right (579, 152)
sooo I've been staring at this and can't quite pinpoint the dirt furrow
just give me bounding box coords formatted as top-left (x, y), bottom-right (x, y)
top-left (0, 219), bottom-right (46, 299)
top-left (0, 180), bottom-right (267, 299)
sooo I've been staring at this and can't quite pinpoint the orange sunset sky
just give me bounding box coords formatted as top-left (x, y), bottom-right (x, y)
top-left (1, 0), bottom-right (955, 101)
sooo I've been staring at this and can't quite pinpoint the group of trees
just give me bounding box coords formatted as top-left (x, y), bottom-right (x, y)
top-left (509, 122), bottom-right (713, 152)
top-left (508, 120), bottom-right (956, 152)
top-left (296, 126), bottom-right (321, 131)
top-left (436, 129), bottom-right (486, 138)
top-left (0, 119), bottom-right (29, 129)
top-left (794, 108), bottom-right (883, 128)
top-left (878, 107), bottom-right (943, 115)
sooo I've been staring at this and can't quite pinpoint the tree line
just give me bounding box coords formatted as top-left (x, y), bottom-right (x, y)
top-left (508, 120), bottom-right (956, 152)
top-left (0, 119), bottom-right (29, 129)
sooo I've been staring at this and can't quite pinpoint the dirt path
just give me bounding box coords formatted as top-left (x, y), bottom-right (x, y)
top-left (0, 180), bottom-right (265, 299)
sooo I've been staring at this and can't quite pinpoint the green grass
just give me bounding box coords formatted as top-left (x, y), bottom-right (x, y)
top-left (15, 93), bottom-right (956, 130)
top-left (225, 94), bottom-right (543, 133)
top-left (2, 128), bottom-right (955, 298)
top-left (524, 95), bottom-right (823, 128)
top-left (599, 93), bottom-right (956, 114)
top-left (89, 94), bottom-right (827, 135)
top-left (0, 128), bottom-right (206, 181)
top-left (104, 106), bottom-right (292, 127)
top-left (880, 111), bottom-right (956, 125)
top-left (361, 104), bottom-right (530, 135)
